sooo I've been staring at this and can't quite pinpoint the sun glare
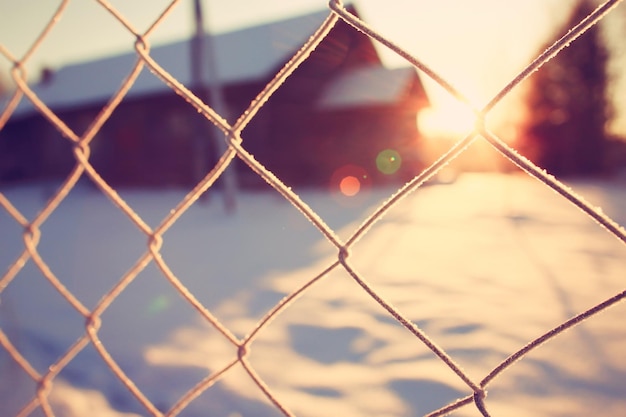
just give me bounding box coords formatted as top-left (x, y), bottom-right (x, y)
top-left (418, 99), bottom-right (478, 138)
top-left (415, 95), bottom-right (513, 171)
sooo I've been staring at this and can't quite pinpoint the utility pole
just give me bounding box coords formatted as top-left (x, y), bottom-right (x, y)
top-left (192, 0), bottom-right (237, 212)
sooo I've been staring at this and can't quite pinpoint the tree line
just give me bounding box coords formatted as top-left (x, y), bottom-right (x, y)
top-left (520, 0), bottom-right (626, 177)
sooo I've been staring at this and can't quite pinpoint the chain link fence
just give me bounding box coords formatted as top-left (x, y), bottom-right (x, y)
top-left (1, 0), bottom-right (626, 416)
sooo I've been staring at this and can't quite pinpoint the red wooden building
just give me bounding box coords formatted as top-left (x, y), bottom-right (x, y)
top-left (0, 6), bottom-right (429, 189)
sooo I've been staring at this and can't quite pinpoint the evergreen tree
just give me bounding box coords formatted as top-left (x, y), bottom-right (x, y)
top-left (521, 0), bottom-right (612, 176)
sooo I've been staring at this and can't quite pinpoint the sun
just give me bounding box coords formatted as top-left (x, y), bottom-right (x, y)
top-left (418, 99), bottom-right (479, 139)
top-left (415, 94), bottom-right (523, 172)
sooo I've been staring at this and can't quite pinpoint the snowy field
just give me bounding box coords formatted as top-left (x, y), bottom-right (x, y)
top-left (1, 172), bottom-right (625, 417)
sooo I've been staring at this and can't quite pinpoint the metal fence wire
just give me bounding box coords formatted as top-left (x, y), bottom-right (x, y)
top-left (1, 0), bottom-right (626, 416)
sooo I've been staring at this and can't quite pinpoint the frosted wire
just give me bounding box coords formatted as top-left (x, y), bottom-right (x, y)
top-left (0, 0), bottom-right (625, 416)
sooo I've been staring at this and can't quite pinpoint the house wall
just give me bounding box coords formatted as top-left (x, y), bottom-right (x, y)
top-left (0, 112), bottom-right (78, 183)
top-left (89, 93), bottom-right (201, 187)
top-left (241, 17), bottom-right (394, 188)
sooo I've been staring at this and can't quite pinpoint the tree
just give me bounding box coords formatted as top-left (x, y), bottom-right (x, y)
top-left (521, 0), bottom-right (612, 176)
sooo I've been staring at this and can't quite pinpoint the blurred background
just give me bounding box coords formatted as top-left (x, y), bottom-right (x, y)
top-left (1, 2), bottom-right (626, 417)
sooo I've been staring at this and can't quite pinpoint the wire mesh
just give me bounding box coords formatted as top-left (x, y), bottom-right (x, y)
top-left (1, 0), bottom-right (625, 416)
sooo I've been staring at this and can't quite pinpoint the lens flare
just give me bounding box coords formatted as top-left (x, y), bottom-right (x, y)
top-left (376, 149), bottom-right (402, 175)
top-left (330, 164), bottom-right (371, 202)
top-left (146, 295), bottom-right (170, 315)
top-left (339, 175), bottom-right (360, 196)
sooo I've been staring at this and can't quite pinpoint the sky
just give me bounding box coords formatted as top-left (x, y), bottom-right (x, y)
top-left (0, 0), bottom-right (625, 136)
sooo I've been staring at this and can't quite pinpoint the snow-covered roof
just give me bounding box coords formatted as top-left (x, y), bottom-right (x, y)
top-left (5, 9), bottom-right (332, 118)
top-left (3, 6), bottom-right (426, 120)
top-left (317, 66), bottom-right (417, 109)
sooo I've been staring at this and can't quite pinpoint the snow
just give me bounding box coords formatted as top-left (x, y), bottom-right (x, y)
top-left (1, 172), bottom-right (626, 417)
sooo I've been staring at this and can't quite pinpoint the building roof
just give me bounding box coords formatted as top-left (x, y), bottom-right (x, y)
top-left (5, 9), bottom-right (332, 117)
top-left (318, 66), bottom-right (418, 109)
top-left (3, 6), bottom-right (426, 119)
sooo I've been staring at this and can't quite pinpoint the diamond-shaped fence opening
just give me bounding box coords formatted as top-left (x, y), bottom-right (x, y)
top-left (1, 1), bottom-right (626, 416)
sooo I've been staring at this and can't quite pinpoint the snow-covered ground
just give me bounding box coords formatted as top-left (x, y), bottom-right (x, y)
top-left (1, 172), bottom-right (625, 417)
